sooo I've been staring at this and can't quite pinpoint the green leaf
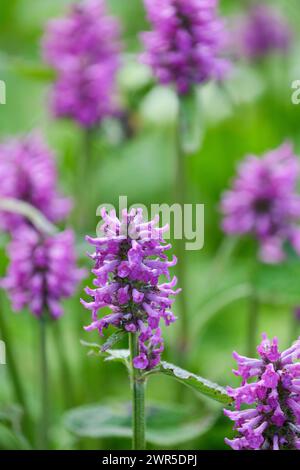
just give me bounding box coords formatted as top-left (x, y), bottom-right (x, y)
top-left (140, 87), bottom-right (178, 126)
top-left (156, 362), bottom-right (232, 405)
top-left (118, 59), bottom-right (152, 92)
top-left (64, 401), bottom-right (218, 446)
top-left (101, 330), bottom-right (126, 352)
top-left (80, 341), bottom-right (130, 367)
top-left (191, 283), bottom-right (251, 342)
top-left (0, 404), bottom-right (23, 428)
top-left (254, 256), bottom-right (300, 305)
top-left (12, 59), bottom-right (56, 82)
top-left (0, 198), bottom-right (57, 235)
top-left (0, 405), bottom-right (31, 450)
top-left (80, 340), bottom-right (102, 356)
top-left (0, 424), bottom-right (31, 450)
top-left (104, 349), bottom-right (130, 366)
top-left (178, 88), bottom-right (204, 155)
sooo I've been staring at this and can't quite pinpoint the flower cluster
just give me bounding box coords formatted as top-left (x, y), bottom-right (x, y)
top-left (0, 132), bottom-right (71, 232)
top-left (141, 0), bottom-right (229, 94)
top-left (1, 228), bottom-right (85, 319)
top-left (42, 0), bottom-right (121, 128)
top-left (224, 334), bottom-right (300, 450)
top-left (238, 4), bottom-right (292, 60)
top-left (221, 142), bottom-right (300, 263)
top-left (82, 208), bottom-right (180, 370)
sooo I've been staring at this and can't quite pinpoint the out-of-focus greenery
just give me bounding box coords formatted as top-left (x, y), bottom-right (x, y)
top-left (0, 0), bottom-right (300, 450)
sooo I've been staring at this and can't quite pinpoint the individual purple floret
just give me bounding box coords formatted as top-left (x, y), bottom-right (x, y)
top-left (238, 4), bottom-right (292, 60)
top-left (82, 208), bottom-right (180, 370)
top-left (0, 132), bottom-right (71, 232)
top-left (221, 142), bottom-right (300, 264)
top-left (141, 0), bottom-right (229, 94)
top-left (42, 0), bottom-right (121, 128)
top-left (1, 228), bottom-right (85, 319)
top-left (224, 333), bottom-right (300, 450)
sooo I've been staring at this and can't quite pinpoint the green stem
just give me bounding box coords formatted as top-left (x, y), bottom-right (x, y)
top-left (52, 320), bottom-right (75, 407)
top-left (247, 287), bottom-right (259, 357)
top-left (174, 99), bottom-right (189, 359)
top-left (289, 311), bottom-right (300, 346)
top-left (77, 127), bottom-right (94, 229)
top-left (129, 333), bottom-right (146, 450)
top-left (0, 294), bottom-right (30, 431)
top-left (39, 315), bottom-right (49, 449)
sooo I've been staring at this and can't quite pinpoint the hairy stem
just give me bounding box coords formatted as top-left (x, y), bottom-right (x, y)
top-left (77, 127), bottom-right (94, 229)
top-left (129, 333), bottom-right (146, 450)
top-left (39, 315), bottom-right (49, 449)
top-left (52, 320), bottom-right (75, 407)
top-left (174, 98), bottom-right (189, 359)
top-left (0, 294), bottom-right (32, 439)
top-left (247, 287), bottom-right (259, 357)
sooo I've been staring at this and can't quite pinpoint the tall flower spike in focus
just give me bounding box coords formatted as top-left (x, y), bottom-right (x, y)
top-left (221, 142), bottom-right (300, 264)
top-left (82, 208), bottom-right (180, 370)
top-left (1, 228), bottom-right (85, 319)
top-left (224, 334), bottom-right (300, 450)
top-left (141, 0), bottom-right (229, 94)
top-left (42, 0), bottom-right (121, 128)
top-left (237, 4), bottom-right (292, 61)
top-left (0, 132), bottom-right (72, 232)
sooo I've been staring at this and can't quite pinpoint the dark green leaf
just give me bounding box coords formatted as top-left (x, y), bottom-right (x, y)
top-left (156, 362), bottom-right (232, 405)
top-left (101, 330), bottom-right (126, 352)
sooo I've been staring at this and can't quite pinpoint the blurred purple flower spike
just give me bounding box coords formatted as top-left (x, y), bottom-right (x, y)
top-left (42, 0), bottom-right (121, 128)
top-left (221, 142), bottom-right (300, 263)
top-left (1, 228), bottom-right (85, 319)
top-left (238, 4), bottom-right (292, 60)
top-left (0, 132), bottom-right (72, 232)
top-left (141, 0), bottom-right (230, 94)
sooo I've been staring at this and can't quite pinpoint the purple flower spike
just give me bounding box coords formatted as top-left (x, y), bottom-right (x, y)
top-left (225, 333), bottom-right (300, 450)
top-left (238, 4), bottom-right (292, 61)
top-left (295, 307), bottom-right (300, 322)
top-left (82, 208), bottom-right (180, 370)
top-left (221, 142), bottom-right (300, 264)
top-left (1, 228), bottom-right (85, 319)
top-left (0, 132), bottom-right (72, 232)
top-left (141, 0), bottom-right (230, 94)
top-left (42, 0), bottom-right (121, 128)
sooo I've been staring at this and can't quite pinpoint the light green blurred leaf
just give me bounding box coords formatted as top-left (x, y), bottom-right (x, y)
top-left (0, 424), bottom-right (31, 450)
top-left (12, 59), bottom-right (55, 82)
top-left (64, 401), bottom-right (218, 446)
top-left (140, 86), bottom-right (178, 126)
top-left (0, 198), bottom-right (57, 235)
top-left (191, 283), bottom-right (252, 342)
top-left (0, 405), bottom-right (31, 450)
top-left (255, 257), bottom-right (300, 305)
top-left (118, 59), bottom-right (153, 92)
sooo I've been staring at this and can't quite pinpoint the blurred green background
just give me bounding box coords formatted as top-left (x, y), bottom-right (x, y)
top-left (0, 0), bottom-right (300, 450)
